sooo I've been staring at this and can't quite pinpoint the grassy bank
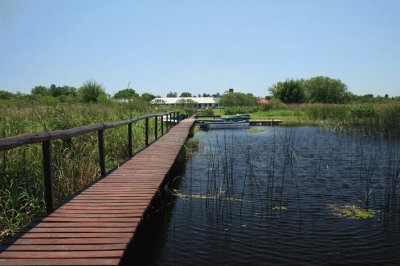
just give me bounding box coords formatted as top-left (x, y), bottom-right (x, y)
top-left (0, 101), bottom-right (173, 242)
top-left (214, 103), bottom-right (400, 136)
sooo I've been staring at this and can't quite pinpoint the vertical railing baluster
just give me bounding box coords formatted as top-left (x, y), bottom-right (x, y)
top-left (154, 116), bottom-right (158, 140)
top-left (98, 129), bottom-right (106, 176)
top-left (42, 140), bottom-right (55, 213)
top-left (168, 113), bottom-right (171, 130)
top-left (128, 123), bottom-right (133, 157)
top-left (145, 117), bottom-right (149, 146)
top-left (177, 111), bottom-right (180, 123)
top-left (161, 114), bottom-right (164, 136)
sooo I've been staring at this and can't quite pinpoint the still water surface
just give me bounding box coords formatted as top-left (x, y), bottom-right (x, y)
top-left (153, 126), bottom-right (400, 265)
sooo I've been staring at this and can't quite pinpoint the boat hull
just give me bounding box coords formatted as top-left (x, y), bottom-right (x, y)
top-left (200, 120), bottom-right (250, 129)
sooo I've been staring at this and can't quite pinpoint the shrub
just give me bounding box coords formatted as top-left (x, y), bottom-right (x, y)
top-left (264, 98), bottom-right (286, 111)
top-left (79, 81), bottom-right (107, 103)
top-left (224, 106), bottom-right (260, 115)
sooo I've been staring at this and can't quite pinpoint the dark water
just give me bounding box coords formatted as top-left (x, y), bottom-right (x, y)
top-left (153, 126), bottom-right (400, 265)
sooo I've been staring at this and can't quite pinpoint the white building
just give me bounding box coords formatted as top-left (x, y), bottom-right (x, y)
top-left (151, 97), bottom-right (221, 109)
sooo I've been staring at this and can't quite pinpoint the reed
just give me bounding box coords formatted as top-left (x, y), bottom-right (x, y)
top-left (0, 101), bottom-right (170, 243)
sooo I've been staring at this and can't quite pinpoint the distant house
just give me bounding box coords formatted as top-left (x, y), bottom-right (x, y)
top-left (259, 98), bottom-right (270, 105)
top-left (151, 97), bottom-right (221, 109)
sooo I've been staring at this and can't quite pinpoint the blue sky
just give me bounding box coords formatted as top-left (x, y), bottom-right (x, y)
top-left (1, 0), bottom-right (399, 97)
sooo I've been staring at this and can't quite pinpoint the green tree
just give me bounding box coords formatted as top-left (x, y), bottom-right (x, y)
top-left (268, 79), bottom-right (306, 103)
top-left (304, 76), bottom-right (349, 103)
top-left (113, 88), bottom-right (139, 99)
top-left (31, 86), bottom-right (49, 96)
top-left (141, 92), bottom-right (156, 103)
top-left (79, 81), bottom-right (107, 103)
top-left (48, 85), bottom-right (77, 98)
top-left (166, 92), bottom-right (177, 97)
top-left (49, 84), bottom-right (63, 97)
top-left (220, 92), bottom-right (258, 107)
top-left (180, 92), bottom-right (192, 97)
top-left (0, 90), bottom-right (15, 100)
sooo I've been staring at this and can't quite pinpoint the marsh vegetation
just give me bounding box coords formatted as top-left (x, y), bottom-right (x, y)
top-left (0, 101), bottom-right (173, 242)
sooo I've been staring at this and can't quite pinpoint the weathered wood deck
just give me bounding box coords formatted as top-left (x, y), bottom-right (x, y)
top-left (0, 118), bottom-right (194, 266)
top-left (249, 119), bottom-right (282, 126)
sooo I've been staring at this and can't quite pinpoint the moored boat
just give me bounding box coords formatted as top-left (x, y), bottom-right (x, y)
top-left (198, 119), bottom-right (250, 130)
top-left (220, 114), bottom-right (250, 121)
top-left (195, 113), bottom-right (251, 130)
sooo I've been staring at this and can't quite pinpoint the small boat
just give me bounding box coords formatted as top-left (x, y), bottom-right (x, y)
top-left (195, 113), bottom-right (251, 130)
top-left (221, 114), bottom-right (250, 121)
top-left (198, 119), bottom-right (250, 130)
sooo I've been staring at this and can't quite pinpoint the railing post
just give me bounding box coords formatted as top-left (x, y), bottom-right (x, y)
top-left (154, 116), bottom-right (158, 140)
top-left (98, 129), bottom-right (106, 176)
top-left (161, 114), bottom-right (164, 136)
top-left (177, 111), bottom-right (180, 123)
top-left (167, 113), bottom-right (170, 130)
top-left (145, 117), bottom-right (149, 146)
top-left (128, 123), bottom-right (133, 157)
top-left (42, 140), bottom-right (55, 213)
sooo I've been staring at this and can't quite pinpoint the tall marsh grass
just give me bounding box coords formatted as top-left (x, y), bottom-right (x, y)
top-left (304, 103), bottom-right (400, 137)
top-left (0, 101), bottom-right (170, 243)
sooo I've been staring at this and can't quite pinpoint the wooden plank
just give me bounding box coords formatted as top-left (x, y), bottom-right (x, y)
top-left (0, 250), bottom-right (123, 259)
top-left (18, 232), bottom-right (129, 238)
top-left (5, 238), bottom-right (130, 245)
top-left (51, 209), bottom-right (144, 214)
top-left (51, 210), bottom-right (142, 215)
top-left (2, 244), bottom-right (126, 251)
top-left (41, 217), bottom-right (138, 223)
top-left (24, 227), bottom-right (135, 233)
top-left (0, 258), bottom-right (119, 265)
top-left (34, 222), bottom-right (136, 227)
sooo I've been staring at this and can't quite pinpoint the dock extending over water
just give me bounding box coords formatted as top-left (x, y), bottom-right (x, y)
top-left (0, 118), bottom-right (194, 266)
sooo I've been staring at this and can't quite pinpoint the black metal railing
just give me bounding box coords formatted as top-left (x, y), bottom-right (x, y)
top-left (0, 110), bottom-right (180, 213)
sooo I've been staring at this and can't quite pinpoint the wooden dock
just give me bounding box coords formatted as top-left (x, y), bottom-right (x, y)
top-left (0, 118), bottom-right (194, 266)
top-left (249, 119), bottom-right (282, 126)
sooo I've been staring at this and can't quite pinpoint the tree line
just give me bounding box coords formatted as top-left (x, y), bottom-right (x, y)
top-left (268, 76), bottom-right (395, 104)
top-left (166, 92), bottom-right (220, 98)
top-left (1, 76), bottom-right (396, 105)
top-left (0, 81), bottom-right (158, 104)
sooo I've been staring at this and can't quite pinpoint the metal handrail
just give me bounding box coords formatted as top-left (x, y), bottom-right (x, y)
top-left (0, 110), bottom-right (180, 213)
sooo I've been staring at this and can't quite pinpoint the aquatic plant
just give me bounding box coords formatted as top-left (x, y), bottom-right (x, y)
top-left (245, 128), bottom-right (270, 134)
top-left (184, 138), bottom-right (200, 158)
top-left (272, 205), bottom-right (288, 211)
top-left (328, 204), bottom-right (375, 219)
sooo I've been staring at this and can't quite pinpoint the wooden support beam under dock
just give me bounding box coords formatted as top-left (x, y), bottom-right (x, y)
top-left (0, 118), bottom-right (195, 266)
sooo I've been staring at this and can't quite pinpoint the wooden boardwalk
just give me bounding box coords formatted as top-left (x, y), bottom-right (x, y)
top-left (0, 118), bottom-right (194, 266)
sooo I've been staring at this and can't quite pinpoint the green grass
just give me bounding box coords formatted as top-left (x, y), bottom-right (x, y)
top-left (250, 109), bottom-right (311, 125)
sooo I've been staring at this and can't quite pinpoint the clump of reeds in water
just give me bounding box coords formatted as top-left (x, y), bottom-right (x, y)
top-left (184, 138), bottom-right (200, 158)
top-left (305, 103), bottom-right (400, 138)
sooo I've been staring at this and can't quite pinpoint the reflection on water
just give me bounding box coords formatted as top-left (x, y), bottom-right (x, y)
top-left (153, 126), bottom-right (400, 265)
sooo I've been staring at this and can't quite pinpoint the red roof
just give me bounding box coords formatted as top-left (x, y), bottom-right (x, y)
top-left (259, 98), bottom-right (270, 104)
